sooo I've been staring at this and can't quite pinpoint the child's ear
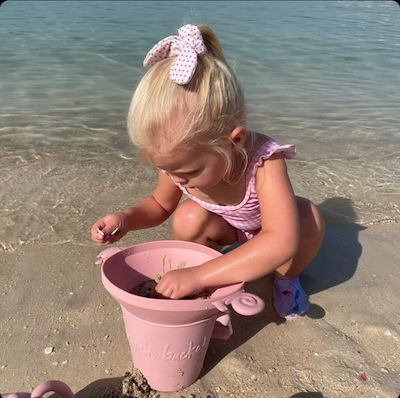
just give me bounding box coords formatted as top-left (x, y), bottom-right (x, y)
top-left (229, 126), bottom-right (247, 151)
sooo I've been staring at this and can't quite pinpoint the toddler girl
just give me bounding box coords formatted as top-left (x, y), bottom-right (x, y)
top-left (91, 24), bottom-right (325, 319)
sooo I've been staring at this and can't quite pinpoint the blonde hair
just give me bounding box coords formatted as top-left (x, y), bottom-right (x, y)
top-left (128, 24), bottom-right (250, 180)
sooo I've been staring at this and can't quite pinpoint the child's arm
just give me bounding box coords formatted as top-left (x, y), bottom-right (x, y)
top-left (91, 170), bottom-right (182, 245)
top-left (155, 153), bottom-right (299, 298)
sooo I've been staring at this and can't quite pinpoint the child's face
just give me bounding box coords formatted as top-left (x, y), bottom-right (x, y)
top-left (152, 147), bottom-right (227, 189)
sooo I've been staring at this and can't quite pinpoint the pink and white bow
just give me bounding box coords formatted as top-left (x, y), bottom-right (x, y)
top-left (143, 24), bottom-right (207, 85)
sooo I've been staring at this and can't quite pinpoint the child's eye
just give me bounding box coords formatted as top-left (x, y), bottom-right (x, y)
top-left (185, 170), bottom-right (199, 176)
top-left (173, 169), bottom-right (199, 178)
top-left (169, 168), bottom-right (201, 179)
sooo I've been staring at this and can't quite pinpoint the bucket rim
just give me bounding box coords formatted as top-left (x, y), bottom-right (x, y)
top-left (121, 306), bottom-right (219, 327)
top-left (101, 240), bottom-right (244, 311)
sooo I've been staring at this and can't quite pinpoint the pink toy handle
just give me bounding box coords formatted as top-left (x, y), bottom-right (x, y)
top-left (212, 290), bottom-right (265, 316)
top-left (230, 291), bottom-right (265, 315)
top-left (2, 380), bottom-right (74, 398)
top-left (211, 291), bottom-right (264, 340)
top-left (95, 246), bottom-right (128, 265)
top-left (212, 310), bottom-right (233, 340)
top-left (32, 380), bottom-right (74, 398)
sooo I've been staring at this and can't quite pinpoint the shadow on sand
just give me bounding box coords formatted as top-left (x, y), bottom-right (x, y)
top-left (203, 197), bottom-right (365, 375)
top-left (73, 377), bottom-right (124, 398)
top-left (201, 273), bottom-right (283, 376)
top-left (302, 197), bottom-right (365, 318)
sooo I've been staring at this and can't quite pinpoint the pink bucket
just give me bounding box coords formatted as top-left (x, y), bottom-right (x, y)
top-left (101, 240), bottom-right (264, 391)
top-left (122, 309), bottom-right (218, 391)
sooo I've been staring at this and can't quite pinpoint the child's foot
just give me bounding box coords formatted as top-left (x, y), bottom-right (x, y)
top-left (273, 277), bottom-right (309, 319)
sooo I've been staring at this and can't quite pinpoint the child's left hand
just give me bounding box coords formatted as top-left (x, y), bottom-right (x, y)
top-left (155, 267), bottom-right (204, 299)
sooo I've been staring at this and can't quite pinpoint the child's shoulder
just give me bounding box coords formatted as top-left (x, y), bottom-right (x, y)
top-left (246, 132), bottom-right (295, 184)
top-left (246, 132), bottom-right (274, 159)
top-left (248, 132), bottom-right (295, 161)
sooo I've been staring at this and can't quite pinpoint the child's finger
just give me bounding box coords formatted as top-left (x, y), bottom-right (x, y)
top-left (96, 227), bottom-right (105, 238)
top-left (155, 278), bottom-right (173, 298)
top-left (110, 226), bottom-right (120, 236)
top-left (91, 226), bottom-right (105, 242)
top-left (91, 220), bottom-right (105, 235)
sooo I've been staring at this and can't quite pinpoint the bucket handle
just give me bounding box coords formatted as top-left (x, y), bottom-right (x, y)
top-left (212, 312), bottom-right (233, 340)
top-left (211, 290), bottom-right (264, 340)
top-left (212, 290), bottom-right (265, 316)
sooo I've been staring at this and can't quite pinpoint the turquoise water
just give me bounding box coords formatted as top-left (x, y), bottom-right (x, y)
top-left (1, 1), bottom-right (399, 249)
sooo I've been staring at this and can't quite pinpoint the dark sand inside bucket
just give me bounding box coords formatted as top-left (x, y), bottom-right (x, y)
top-left (130, 280), bottom-right (210, 300)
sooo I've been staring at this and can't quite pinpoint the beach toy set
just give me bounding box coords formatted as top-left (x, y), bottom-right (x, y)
top-left (101, 240), bottom-right (265, 391)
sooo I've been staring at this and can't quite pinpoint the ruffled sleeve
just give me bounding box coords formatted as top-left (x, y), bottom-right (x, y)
top-left (248, 139), bottom-right (296, 179)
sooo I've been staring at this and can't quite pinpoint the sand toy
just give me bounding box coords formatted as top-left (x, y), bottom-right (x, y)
top-left (1, 380), bottom-right (74, 398)
top-left (100, 240), bottom-right (264, 391)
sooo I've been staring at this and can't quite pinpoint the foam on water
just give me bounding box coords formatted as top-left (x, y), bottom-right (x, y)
top-left (1, 1), bottom-right (399, 250)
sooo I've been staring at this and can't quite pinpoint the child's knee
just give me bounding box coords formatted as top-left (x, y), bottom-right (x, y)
top-left (172, 200), bottom-right (208, 241)
top-left (297, 198), bottom-right (325, 243)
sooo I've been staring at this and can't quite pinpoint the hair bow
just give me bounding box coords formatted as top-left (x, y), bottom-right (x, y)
top-left (143, 24), bottom-right (207, 85)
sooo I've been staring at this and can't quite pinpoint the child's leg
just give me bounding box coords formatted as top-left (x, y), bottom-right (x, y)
top-left (273, 197), bottom-right (325, 319)
top-left (172, 198), bottom-right (325, 319)
top-left (172, 199), bottom-right (237, 249)
top-left (275, 197), bottom-right (325, 278)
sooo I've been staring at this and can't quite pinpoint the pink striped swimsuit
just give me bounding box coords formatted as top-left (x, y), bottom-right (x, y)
top-left (173, 139), bottom-right (296, 242)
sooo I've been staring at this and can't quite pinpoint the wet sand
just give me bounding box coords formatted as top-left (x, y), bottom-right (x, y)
top-left (1, 222), bottom-right (399, 398)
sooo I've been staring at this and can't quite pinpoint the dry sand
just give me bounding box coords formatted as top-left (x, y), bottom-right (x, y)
top-left (1, 223), bottom-right (399, 398)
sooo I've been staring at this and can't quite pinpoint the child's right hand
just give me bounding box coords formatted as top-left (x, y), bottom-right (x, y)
top-left (90, 212), bottom-right (127, 245)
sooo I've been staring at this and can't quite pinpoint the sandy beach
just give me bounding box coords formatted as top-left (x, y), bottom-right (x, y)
top-left (1, 2), bottom-right (400, 397)
top-left (1, 220), bottom-right (399, 397)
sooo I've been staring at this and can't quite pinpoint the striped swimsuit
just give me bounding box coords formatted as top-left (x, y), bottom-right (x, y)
top-left (173, 138), bottom-right (296, 242)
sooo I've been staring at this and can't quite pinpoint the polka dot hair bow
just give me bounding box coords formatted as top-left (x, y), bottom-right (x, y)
top-left (143, 24), bottom-right (207, 85)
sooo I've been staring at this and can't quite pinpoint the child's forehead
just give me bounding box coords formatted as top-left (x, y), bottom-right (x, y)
top-left (150, 147), bottom-right (205, 170)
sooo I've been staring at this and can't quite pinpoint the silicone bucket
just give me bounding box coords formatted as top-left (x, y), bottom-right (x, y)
top-left (101, 240), bottom-right (264, 391)
top-left (122, 309), bottom-right (219, 391)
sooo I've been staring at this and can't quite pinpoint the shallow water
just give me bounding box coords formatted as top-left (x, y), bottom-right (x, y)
top-left (1, 1), bottom-right (399, 250)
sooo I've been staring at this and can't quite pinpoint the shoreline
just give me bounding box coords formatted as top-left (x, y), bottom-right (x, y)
top-left (0, 152), bottom-right (398, 255)
top-left (1, 223), bottom-right (399, 397)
